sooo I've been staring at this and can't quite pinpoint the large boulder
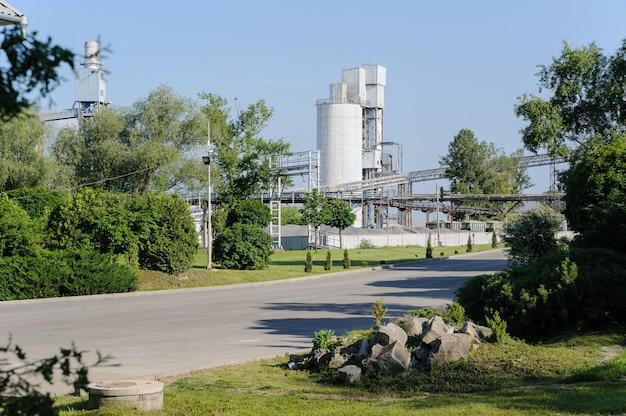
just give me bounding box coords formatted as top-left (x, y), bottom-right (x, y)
top-left (421, 316), bottom-right (453, 344)
top-left (371, 322), bottom-right (408, 347)
top-left (337, 365), bottom-right (362, 385)
top-left (427, 333), bottom-right (473, 366)
top-left (362, 341), bottom-right (411, 376)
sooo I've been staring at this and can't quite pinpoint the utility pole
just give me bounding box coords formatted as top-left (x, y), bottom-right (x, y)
top-left (202, 122), bottom-right (213, 270)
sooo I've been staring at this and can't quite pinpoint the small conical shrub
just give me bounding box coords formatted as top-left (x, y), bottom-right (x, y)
top-left (343, 249), bottom-right (350, 269)
top-left (466, 234), bottom-right (473, 252)
top-left (305, 249), bottom-right (313, 272)
top-left (426, 238), bottom-right (433, 258)
top-left (324, 250), bottom-right (332, 270)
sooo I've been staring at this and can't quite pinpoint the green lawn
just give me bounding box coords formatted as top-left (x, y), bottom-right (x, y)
top-left (138, 244), bottom-right (495, 291)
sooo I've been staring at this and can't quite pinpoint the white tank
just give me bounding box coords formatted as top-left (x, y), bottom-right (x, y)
top-left (316, 101), bottom-right (362, 187)
top-left (83, 41), bottom-right (102, 69)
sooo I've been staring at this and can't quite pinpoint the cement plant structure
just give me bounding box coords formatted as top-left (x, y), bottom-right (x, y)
top-left (268, 64), bottom-right (561, 248)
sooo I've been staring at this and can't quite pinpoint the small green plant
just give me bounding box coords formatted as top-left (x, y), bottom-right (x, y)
top-left (454, 250), bottom-right (459, 254)
top-left (304, 249), bottom-right (313, 272)
top-left (485, 311), bottom-right (508, 343)
top-left (466, 234), bottom-right (473, 252)
top-left (324, 250), bottom-right (332, 270)
top-left (426, 238), bottom-right (433, 258)
top-left (359, 239), bottom-right (375, 249)
top-left (370, 298), bottom-right (389, 327)
top-left (491, 230), bottom-right (498, 248)
top-left (343, 249), bottom-right (350, 269)
top-left (406, 307), bottom-right (439, 319)
top-left (313, 329), bottom-right (340, 349)
top-left (361, 261), bottom-right (368, 267)
top-left (444, 301), bottom-right (466, 327)
top-left (440, 251), bottom-right (445, 257)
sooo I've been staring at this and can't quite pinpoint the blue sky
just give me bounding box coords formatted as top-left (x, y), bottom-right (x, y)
top-left (21, 1), bottom-right (626, 194)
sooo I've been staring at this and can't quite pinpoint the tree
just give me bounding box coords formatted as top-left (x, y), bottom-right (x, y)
top-left (0, 26), bottom-right (74, 117)
top-left (301, 188), bottom-right (326, 251)
top-left (515, 40), bottom-right (626, 156)
top-left (0, 195), bottom-right (39, 257)
top-left (440, 129), bottom-right (531, 196)
top-left (226, 199), bottom-right (271, 228)
top-left (502, 204), bottom-right (563, 264)
top-left (322, 198), bottom-right (356, 249)
top-left (199, 93), bottom-right (290, 207)
top-left (52, 85), bottom-right (208, 194)
top-left (281, 205), bottom-right (303, 225)
top-left (562, 135), bottom-right (626, 253)
top-left (0, 109), bottom-right (59, 192)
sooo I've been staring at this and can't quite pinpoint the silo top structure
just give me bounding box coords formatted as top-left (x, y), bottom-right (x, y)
top-left (316, 65), bottom-right (386, 188)
top-left (74, 41), bottom-right (109, 115)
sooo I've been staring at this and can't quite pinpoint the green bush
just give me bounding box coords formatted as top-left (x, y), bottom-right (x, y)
top-left (445, 301), bottom-right (466, 327)
top-left (7, 187), bottom-right (64, 219)
top-left (426, 238), bottom-right (433, 258)
top-left (359, 239), bottom-right (375, 249)
top-left (0, 196), bottom-right (40, 257)
top-left (0, 250), bottom-right (138, 301)
top-left (370, 298), bottom-right (388, 327)
top-left (305, 249), bottom-right (313, 272)
top-left (466, 234), bottom-right (473, 252)
top-left (456, 247), bottom-right (626, 339)
top-left (343, 249), bottom-right (350, 269)
top-left (130, 193), bottom-right (198, 274)
top-left (485, 311), bottom-right (508, 343)
top-left (313, 329), bottom-right (340, 349)
top-left (324, 250), bottom-right (332, 270)
top-left (226, 199), bottom-right (271, 228)
top-left (213, 223), bottom-right (272, 270)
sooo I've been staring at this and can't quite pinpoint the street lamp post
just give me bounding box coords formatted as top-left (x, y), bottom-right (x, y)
top-left (202, 122), bottom-right (212, 270)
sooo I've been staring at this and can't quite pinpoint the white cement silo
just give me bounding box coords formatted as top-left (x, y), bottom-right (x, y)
top-left (316, 100), bottom-right (362, 188)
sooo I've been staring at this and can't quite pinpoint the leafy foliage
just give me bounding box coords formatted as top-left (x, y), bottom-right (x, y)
top-left (321, 198), bottom-right (356, 249)
top-left (342, 249), bottom-right (350, 269)
top-left (129, 192), bottom-right (199, 274)
top-left (199, 93), bottom-right (289, 206)
top-left (466, 234), bottom-right (473, 252)
top-left (6, 187), bottom-right (65, 219)
top-left (301, 188), bottom-right (326, 251)
top-left (1, 337), bottom-right (109, 416)
top-left (503, 204), bottom-right (563, 263)
top-left (515, 40), bottom-right (626, 156)
top-left (425, 238), bottom-right (433, 258)
top-left (456, 247), bottom-right (626, 339)
top-left (0, 26), bottom-right (74, 117)
top-left (485, 311), bottom-right (508, 343)
top-left (226, 199), bottom-right (271, 228)
top-left (0, 249), bottom-right (138, 301)
top-left (563, 135), bottom-right (626, 253)
top-left (312, 329), bottom-right (341, 350)
top-left (213, 223), bottom-right (272, 270)
top-left (0, 195), bottom-right (41, 257)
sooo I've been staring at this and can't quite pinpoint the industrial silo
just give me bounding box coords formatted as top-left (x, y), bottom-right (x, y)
top-left (316, 98), bottom-right (362, 188)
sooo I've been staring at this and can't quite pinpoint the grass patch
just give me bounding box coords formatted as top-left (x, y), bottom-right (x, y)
top-left (57, 328), bottom-right (626, 415)
top-left (138, 244), bottom-right (496, 291)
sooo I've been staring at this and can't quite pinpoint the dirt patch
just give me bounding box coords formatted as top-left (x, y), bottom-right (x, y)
top-left (599, 345), bottom-right (626, 361)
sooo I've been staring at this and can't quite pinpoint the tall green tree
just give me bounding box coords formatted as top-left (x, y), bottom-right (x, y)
top-left (562, 135), bottom-right (626, 253)
top-left (515, 40), bottom-right (626, 156)
top-left (0, 109), bottom-right (58, 191)
top-left (440, 129), bottom-right (530, 196)
top-left (53, 85), bottom-right (208, 193)
top-left (322, 198), bottom-right (356, 249)
top-left (0, 26), bottom-right (74, 117)
top-left (301, 188), bottom-right (326, 251)
top-left (199, 93), bottom-right (289, 207)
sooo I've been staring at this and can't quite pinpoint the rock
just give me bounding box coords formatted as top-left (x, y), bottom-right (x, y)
top-left (362, 341), bottom-right (411, 376)
top-left (338, 365), bottom-right (362, 385)
top-left (308, 348), bottom-right (331, 369)
top-left (371, 322), bottom-right (408, 347)
top-left (328, 351), bottom-right (348, 369)
top-left (357, 338), bottom-right (370, 358)
top-left (421, 316), bottom-right (452, 345)
top-left (459, 321), bottom-right (492, 342)
top-left (427, 333), bottom-right (473, 366)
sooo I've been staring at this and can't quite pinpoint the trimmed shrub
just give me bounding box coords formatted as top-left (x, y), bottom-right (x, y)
top-left (0, 195), bottom-right (41, 257)
top-left (426, 238), bottom-right (433, 258)
top-left (343, 249), bottom-right (350, 269)
top-left (466, 234), bottom-right (473, 252)
top-left (324, 250), bottom-right (331, 270)
top-left (129, 193), bottom-right (198, 274)
top-left (0, 249), bottom-right (138, 301)
top-left (305, 249), bottom-right (313, 272)
top-left (7, 187), bottom-right (65, 219)
top-left (213, 223), bottom-right (272, 270)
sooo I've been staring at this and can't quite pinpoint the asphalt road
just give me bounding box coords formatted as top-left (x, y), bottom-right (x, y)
top-left (0, 249), bottom-right (507, 395)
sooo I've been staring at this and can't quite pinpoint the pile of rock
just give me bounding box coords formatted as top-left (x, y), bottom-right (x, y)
top-left (288, 315), bottom-right (492, 385)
